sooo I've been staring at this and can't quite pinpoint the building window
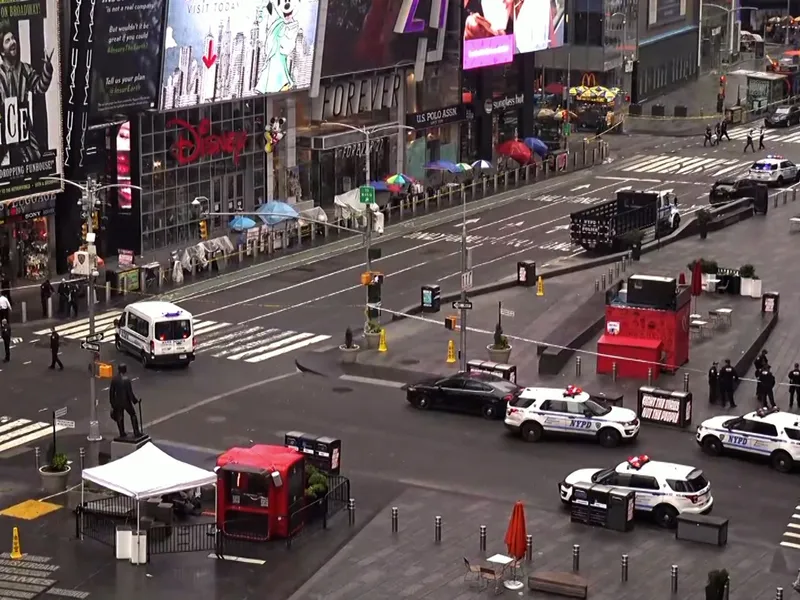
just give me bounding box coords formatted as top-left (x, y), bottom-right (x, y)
top-left (572, 10), bottom-right (603, 46)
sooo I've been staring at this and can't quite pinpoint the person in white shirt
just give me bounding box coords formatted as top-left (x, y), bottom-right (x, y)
top-left (0, 294), bottom-right (10, 323)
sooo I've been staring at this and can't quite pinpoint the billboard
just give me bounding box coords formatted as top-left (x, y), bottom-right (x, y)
top-left (463, 0), bottom-right (566, 70)
top-left (320, 0), bottom-right (421, 78)
top-left (159, 0), bottom-right (320, 110)
top-left (91, 0), bottom-right (165, 115)
top-left (0, 0), bottom-right (63, 203)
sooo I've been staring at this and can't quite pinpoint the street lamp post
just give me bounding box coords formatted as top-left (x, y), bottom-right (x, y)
top-left (42, 176), bottom-right (142, 451)
top-left (610, 12), bottom-right (629, 91)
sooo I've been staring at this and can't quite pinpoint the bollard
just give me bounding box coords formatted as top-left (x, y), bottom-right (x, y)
top-left (122, 276), bottom-right (128, 297)
top-left (47, 296), bottom-right (53, 319)
top-left (775, 195), bottom-right (779, 208)
top-left (608, 267), bottom-right (614, 282)
top-left (575, 356), bottom-right (582, 377)
top-left (683, 372), bottom-right (690, 392)
top-left (105, 282), bottom-right (111, 304)
top-left (435, 516), bottom-right (442, 544)
top-left (621, 554), bottom-right (628, 583)
top-left (724, 579), bottom-right (730, 600)
top-left (525, 534), bottom-right (533, 561)
top-left (794, 189), bottom-right (798, 202)
top-left (595, 279), bottom-right (600, 292)
top-left (79, 447), bottom-right (85, 473)
top-left (671, 565), bottom-right (678, 594)
top-left (34, 447), bottom-right (40, 471)
top-left (572, 544), bottom-right (580, 572)
top-left (238, 244), bottom-right (244, 263)
top-left (622, 256), bottom-right (627, 271)
top-left (793, 568), bottom-right (800, 591)
top-left (615, 262), bottom-right (620, 277)
top-left (784, 191), bottom-right (788, 205)
top-left (647, 367), bottom-right (653, 387)
top-left (612, 362), bottom-right (618, 382)
top-left (348, 498), bottom-right (355, 526)
top-left (777, 587), bottom-right (784, 600)
top-left (20, 301), bottom-right (27, 323)
top-left (479, 525), bottom-right (487, 552)
top-left (391, 507), bottom-right (398, 534)
top-left (601, 274), bottom-right (606, 288)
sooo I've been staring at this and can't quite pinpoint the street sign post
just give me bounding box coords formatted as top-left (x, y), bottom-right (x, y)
top-left (85, 332), bottom-right (104, 343)
top-left (359, 186), bottom-right (376, 204)
top-left (461, 270), bottom-right (473, 291)
top-left (54, 407), bottom-right (68, 418)
top-left (81, 341), bottom-right (101, 352)
top-left (55, 419), bottom-right (76, 429)
top-left (51, 407), bottom-right (69, 455)
top-left (452, 301), bottom-right (473, 310)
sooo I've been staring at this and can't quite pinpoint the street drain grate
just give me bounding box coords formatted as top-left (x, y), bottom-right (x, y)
top-left (331, 387), bottom-right (353, 394)
top-left (400, 358), bottom-right (420, 366)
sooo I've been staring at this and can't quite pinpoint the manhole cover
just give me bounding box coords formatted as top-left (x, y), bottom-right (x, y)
top-left (331, 386), bottom-right (353, 394)
top-left (400, 358), bottom-right (420, 366)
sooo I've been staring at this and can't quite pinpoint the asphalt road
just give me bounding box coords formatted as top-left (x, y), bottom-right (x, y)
top-left (148, 371), bottom-right (797, 550)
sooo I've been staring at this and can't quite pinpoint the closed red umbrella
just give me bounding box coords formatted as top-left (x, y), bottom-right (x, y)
top-left (496, 140), bottom-right (533, 165)
top-left (678, 272), bottom-right (686, 286)
top-left (691, 260), bottom-right (703, 297)
top-left (503, 501), bottom-right (527, 590)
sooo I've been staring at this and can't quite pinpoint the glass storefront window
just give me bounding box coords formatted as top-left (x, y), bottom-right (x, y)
top-left (8, 218), bottom-right (51, 281)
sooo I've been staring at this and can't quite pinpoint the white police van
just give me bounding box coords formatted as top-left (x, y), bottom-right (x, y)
top-left (696, 406), bottom-right (800, 473)
top-left (504, 384), bottom-right (639, 447)
top-left (559, 455), bottom-right (713, 528)
top-left (114, 301), bottom-right (195, 367)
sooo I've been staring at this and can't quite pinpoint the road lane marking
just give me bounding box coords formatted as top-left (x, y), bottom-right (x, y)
top-left (339, 375), bottom-right (406, 388)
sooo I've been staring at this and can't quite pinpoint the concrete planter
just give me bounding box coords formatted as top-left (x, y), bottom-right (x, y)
top-left (487, 345), bottom-right (512, 364)
top-left (39, 465), bottom-right (71, 495)
top-left (740, 277), bottom-right (754, 297)
top-left (364, 332), bottom-right (381, 350)
top-left (339, 345), bottom-right (360, 363)
top-left (750, 278), bottom-right (762, 299)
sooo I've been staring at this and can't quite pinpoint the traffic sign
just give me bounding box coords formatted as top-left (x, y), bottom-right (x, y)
top-left (54, 407), bottom-right (68, 418)
top-left (500, 308), bottom-right (515, 318)
top-left (359, 186), bottom-right (376, 204)
top-left (461, 270), bottom-right (473, 291)
top-left (55, 419), bottom-right (76, 429)
top-left (85, 332), bottom-right (105, 343)
top-left (452, 301), bottom-right (473, 310)
top-left (81, 341), bottom-right (101, 352)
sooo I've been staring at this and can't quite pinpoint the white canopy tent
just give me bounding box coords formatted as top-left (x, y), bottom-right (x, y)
top-left (80, 442), bottom-right (217, 561)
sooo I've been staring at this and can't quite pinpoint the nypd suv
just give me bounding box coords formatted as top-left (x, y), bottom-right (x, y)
top-left (559, 455), bottom-right (713, 528)
top-left (504, 385), bottom-right (639, 447)
top-left (696, 406), bottom-right (800, 473)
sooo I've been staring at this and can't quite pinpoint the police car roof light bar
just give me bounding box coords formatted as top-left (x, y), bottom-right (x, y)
top-left (756, 406), bottom-right (780, 418)
top-left (564, 385), bottom-right (583, 397)
top-left (627, 455), bottom-right (650, 469)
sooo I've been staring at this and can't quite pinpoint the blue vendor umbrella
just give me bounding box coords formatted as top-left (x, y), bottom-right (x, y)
top-left (523, 137), bottom-right (549, 157)
top-left (257, 201), bottom-right (299, 226)
top-left (424, 160), bottom-right (460, 173)
top-left (229, 215), bottom-right (257, 231)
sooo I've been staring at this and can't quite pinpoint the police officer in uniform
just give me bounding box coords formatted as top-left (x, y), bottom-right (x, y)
top-left (708, 361), bottom-right (719, 404)
top-left (789, 363), bottom-right (800, 409)
top-left (719, 359), bottom-right (739, 408)
top-left (48, 327), bottom-right (63, 370)
top-left (109, 364), bottom-right (142, 438)
top-left (759, 365), bottom-right (776, 408)
top-left (704, 124), bottom-right (714, 147)
top-left (1, 319), bottom-right (10, 363)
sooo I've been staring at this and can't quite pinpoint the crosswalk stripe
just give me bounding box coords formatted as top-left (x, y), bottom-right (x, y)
top-left (0, 420), bottom-right (67, 454)
top-left (191, 320), bottom-right (219, 334)
top-left (711, 162), bottom-right (748, 177)
top-left (622, 156), bottom-right (678, 171)
top-left (225, 331), bottom-right (304, 360)
top-left (212, 329), bottom-right (287, 357)
top-left (675, 158), bottom-right (719, 174)
top-left (33, 312), bottom-right (121, 337)
top-left (245, 334), bottom-right (332, 363)
top-left (196, 326), bottom-right (262, 351)
top-left (191, 322), bottom-right (229, 336)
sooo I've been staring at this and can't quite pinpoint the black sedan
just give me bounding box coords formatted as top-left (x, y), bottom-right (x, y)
top-left (708, 177), bottom-right (762, 205)
top-left (404, 372), bottom-right (522, 419)
top-left (765, 105), bottom-right (800, 127)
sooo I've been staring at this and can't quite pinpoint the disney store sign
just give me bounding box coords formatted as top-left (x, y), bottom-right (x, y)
top-left (168, 118), bottom-right (248, 166)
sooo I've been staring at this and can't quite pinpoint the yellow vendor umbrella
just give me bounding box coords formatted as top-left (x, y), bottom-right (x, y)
top-left (569, 85), bottom-right (588, 96)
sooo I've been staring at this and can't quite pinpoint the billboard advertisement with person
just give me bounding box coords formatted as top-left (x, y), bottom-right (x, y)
top-left (159, 0), bottom-right (320, 110)
top-left (0, 0), bottom-right (63, 202)
top-left (463, 0), bottom-right (565, 70)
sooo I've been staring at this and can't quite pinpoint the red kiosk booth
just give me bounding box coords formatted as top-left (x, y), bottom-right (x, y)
top-left (216, 445), bottom-right (306, 541)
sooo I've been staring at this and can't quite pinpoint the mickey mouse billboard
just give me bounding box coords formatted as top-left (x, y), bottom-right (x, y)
top-left (158, 0), bottom-right (320, 110)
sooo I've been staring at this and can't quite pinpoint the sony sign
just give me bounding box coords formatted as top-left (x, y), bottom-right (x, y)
top-left (312, 73), bottom-right (403, 121)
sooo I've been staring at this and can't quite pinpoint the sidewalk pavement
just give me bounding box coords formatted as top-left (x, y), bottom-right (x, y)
top-left (313, 195), bottom-right (800, 425)
top-left (288, 487), bottom-right (790, 600)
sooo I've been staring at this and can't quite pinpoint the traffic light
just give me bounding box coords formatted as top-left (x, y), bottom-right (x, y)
top-left (365, 272), bottom-right (383, 320)
top-left (91, 211), bottom-right (99, 231)
top-left (199, 220), bottom-right (208, 240)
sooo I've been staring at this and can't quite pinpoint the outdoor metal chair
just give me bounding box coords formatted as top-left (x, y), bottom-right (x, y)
top-left (462, 557), bottom-right (481, 585)
top-left (479, 566), bottom-right (503, 595)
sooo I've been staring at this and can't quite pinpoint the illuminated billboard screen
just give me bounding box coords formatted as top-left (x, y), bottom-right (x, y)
top-left (463, 0), bottom-right (565, 70)
top-left (159, 0), bottom-right (320, 110)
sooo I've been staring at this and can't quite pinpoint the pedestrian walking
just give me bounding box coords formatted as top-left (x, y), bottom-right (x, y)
top-left (758, 126), bottom-right (766, 150)
top-left (704, 124), bottom-right (714, 147)
top-left (715, 122), bottom-right (722, 144)
top-left (48, 327), bottom-right (63, 370)
top-left (754, 349), bottom-right (768, 399)
top-left (719, 359), bottom-right (739, 408)
top-left (708, 361), bottom-right (719, 404)
top-left (744, 129), bottom-right (756, 153)
top-left (67, 283), bottom-right (78, 318)
top-left (758, 365), bottom-right (776, 408)
top-left (789, 363), bottom-right (800, 409)
top-left (0, 292), bottom-right (9, 324)
top-left (57, 279), bottom-right (67, 317)
top-left (1, 319), bottom-right (10, 363)
top-left (40, 279), bottom-right (53, 319)
top-left (0, 274), bottom-right (9, 305)
top-left (721, 120), bottom-right (731, 141)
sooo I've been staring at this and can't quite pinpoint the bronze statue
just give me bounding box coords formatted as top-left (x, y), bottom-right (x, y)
top-left (109, 363), bottom-right (142, 438)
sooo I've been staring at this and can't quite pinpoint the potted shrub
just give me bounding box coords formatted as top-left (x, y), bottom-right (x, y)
top-left (487, 323), bottom-right (512, 363)
top-left (339, 328), bottom-right (359, 363)
top-left (697, 209), bottom-right (713, 239)
top-left (304, 464), bottom-right (329, 518)
top-left (39, 452), bottom-right (70, 495)
top-left (620, 230), bottom-right (645, 261)
top-left (705, 569), bottom-right (729, 600)
top-left (688, 259), bottom-right (719, 287)
top-left (739, 264), bottom-right (756, 297)
top-left (364, 320), bottom-right (383, 350)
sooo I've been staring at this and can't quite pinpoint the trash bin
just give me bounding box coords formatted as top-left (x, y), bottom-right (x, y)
top-left (421, 284), bottom-right (441, 313)
top-left (284, 431), bottom-right (305, 452)
top-left (517, 261), bottom-right (536, 287)
top-left (762, 291), bottom-right (779, 315)
top-left (314, 437), bottom-right (342, 474)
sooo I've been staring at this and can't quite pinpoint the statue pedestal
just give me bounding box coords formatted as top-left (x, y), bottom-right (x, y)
top-left (111, 434), bottom-right (151, 461)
